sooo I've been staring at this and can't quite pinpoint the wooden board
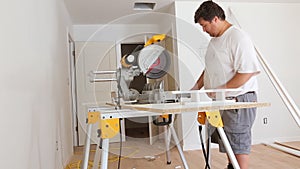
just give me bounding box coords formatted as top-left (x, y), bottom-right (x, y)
top-left (121, 101), bottom-right (271, 114)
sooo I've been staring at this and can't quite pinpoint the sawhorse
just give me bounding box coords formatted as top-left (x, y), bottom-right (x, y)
top-left (81, 109), bottom-right (190, 169)
top-left (198, 111), bottom-right (240, 169)
top-left (80, 109), bottom-right (241, 169)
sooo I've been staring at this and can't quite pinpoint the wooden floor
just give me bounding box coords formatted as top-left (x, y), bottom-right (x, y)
top-left (67, 141), bottom-right (300, 169)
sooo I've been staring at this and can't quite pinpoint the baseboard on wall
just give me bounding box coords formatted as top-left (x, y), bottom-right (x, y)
top-left (184, 136), bottom-right (300, 151)
top-left (253, 136), bottom-right (300, 145)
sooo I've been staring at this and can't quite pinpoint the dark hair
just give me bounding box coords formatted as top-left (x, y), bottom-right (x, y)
top-left (194, 1), bottom-right (226, 23)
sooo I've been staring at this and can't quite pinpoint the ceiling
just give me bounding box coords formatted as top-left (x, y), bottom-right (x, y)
top-left (64, 0), bottom-right (175, 25)
top-left (64, 0), bottom-right (300, 25)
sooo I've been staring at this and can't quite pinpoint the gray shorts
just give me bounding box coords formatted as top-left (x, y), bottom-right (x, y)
top-left (209, 92), bottom-right (257, 154)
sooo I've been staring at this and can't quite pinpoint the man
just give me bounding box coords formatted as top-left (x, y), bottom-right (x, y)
top-left (192, 1), bottom-right (260, 169)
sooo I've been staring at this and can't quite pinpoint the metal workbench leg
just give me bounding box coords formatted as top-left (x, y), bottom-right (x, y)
top-left (217, 127), bottom-right (240, 169)
top-left (170, 124), bottom-right (189, 169)
top-left (100, 138), bottom-right (110, 169)
top-left (92, 137), bottom-right (102, 169)
top-left (82, 124), bottom-right (93, 169)
top-left (205, 125), bottom-right (211, 167)
top-left (164, 125), bottom-right (171, 164)
top-left (206, 135), bottom-right (212, 167)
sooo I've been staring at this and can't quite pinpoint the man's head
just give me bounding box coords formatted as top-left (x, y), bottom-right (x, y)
top-left (194, 1), bottom-right (226, 37)
top-left (194, 1), bottom-right (225, 23)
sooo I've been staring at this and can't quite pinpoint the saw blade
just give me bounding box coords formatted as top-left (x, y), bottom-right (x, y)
top-left (138, 44), bottom-right (170, 79)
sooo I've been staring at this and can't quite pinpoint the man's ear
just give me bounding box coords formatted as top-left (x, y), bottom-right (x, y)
top-left (212, 16), bottom-right (219, 23)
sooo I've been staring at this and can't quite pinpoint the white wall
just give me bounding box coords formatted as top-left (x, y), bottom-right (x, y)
top-left (0, 1), bottom-right (73, 168)
top-left (73, 23), bottom-right (163, 66)
top-left (174, 1), bottom-right (300, 150)
top-left (73, 24), bottom-right (160, 42)
top-left (221, 2), bottom-right (300, 144)
top-left (72, 10), bottom-right (180, 42)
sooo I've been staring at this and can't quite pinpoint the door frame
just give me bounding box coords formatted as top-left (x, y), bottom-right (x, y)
top-left (68, 34), bottom-right (79, 146)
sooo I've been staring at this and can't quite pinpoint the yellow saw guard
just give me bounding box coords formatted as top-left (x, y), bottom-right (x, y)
top-left (144, 34), bottom-right (166, 46)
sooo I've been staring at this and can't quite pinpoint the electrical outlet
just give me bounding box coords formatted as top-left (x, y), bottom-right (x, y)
top-left (56, 140), bottom-right (59, 151)
top-left (263, 117), bottom-right (268, 124)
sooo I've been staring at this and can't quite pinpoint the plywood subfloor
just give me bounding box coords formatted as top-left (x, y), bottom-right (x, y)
top-left (67, 141), bottom-right (300, 169)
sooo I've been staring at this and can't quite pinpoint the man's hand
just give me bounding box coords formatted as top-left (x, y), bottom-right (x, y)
top-left (191, 71), bottom-right (205, 90)
top-left (191, 84), bottom-right (200, 90)
top-left (206, 91), bottom-right (216, 99)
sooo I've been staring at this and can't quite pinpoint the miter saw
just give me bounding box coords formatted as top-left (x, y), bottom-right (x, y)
top-left (117, 34), bottom-right (172, 104)
top-left (90, 34), bottom-right (173, 105)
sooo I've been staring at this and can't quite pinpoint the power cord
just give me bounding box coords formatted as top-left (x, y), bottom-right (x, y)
top-left (65, 146), bottom-right (139, 169)
top-left (199, 125), bottom-right (211, 169)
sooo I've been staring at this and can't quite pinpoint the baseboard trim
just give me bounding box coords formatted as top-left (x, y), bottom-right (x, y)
top-left (253, 136), bottom-right (300, 145)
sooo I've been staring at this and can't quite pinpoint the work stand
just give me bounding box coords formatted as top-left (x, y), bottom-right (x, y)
top-left (197, 111), bottom-right (240, 169)
top-left (80, 110), bottom-right (241, 169)
top-left (81, 110), bottom-right (190, 169)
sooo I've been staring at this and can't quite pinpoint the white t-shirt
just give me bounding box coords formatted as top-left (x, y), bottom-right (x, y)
top-left (203, 26), bottom-right (260, 97)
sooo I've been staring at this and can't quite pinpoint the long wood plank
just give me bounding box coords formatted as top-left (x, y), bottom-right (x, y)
top-left (121, 102), bottom-right (270, 114)
top-left (266, 143), bottom-right (300, 158)
top-left (275, 141), bottom-right (300, 151)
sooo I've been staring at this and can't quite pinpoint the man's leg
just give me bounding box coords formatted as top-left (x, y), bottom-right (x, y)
top-left (236, 154), bottom-right (249, 169)
top-left (226, 154), bottom-right (249, 169)
top-left (222, 92), bottom-right (257, 169)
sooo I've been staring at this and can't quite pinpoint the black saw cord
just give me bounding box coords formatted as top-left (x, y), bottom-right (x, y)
top-left (199, 125), bottom-right (211, 169)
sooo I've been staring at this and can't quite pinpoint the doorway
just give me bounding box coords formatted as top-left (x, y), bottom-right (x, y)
top-left (121, 43), bottom-right (151, 139)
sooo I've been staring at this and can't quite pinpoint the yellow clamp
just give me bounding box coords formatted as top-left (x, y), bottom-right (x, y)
top-left (160, 114), bottom-right (169, 119)
top-left (197, 112), bottom-right (206, 125)
top-left (87, 112), bottom-right (120, 139)
top-left (87, 112), bottom-right (100, 124)
top-left (100, 118), bottom-right (120, 139)
top-left (144, 34), bottom-right (166, 47)
top-left (206, 110), bottom-right (223, 128)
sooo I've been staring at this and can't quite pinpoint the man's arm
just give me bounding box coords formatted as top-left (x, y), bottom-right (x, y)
top-left (218, 72), bottom-right (256, 89)
top-left (206, 72), bottom-right (256, 98)
top-left (191, 71), bottom-right (205, 90)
